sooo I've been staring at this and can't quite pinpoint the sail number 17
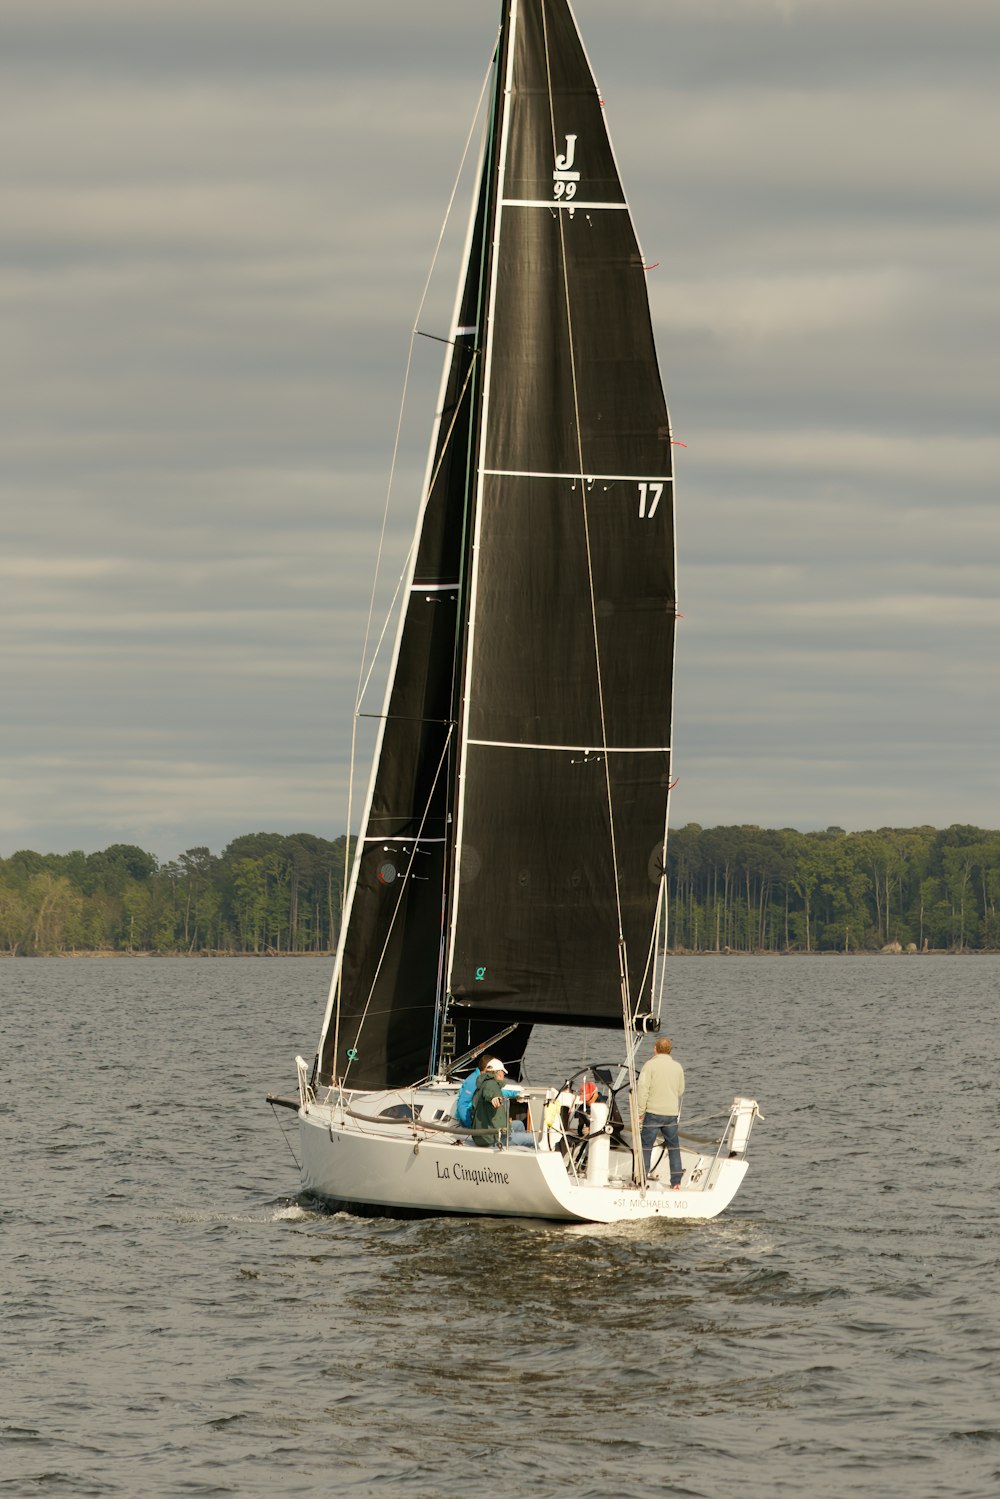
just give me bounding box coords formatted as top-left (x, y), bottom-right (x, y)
top-left (638, 481), bottom-right (665, 519)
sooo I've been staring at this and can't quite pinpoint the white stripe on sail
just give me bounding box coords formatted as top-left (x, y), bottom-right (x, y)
top-left (362, 835), bottom-right (448, 844)
top-left (483, 468), bottom-right (673, 483)
top-left (467, 739), bottom-right (671, 754)
top-left (502, 199), bottom-right (628, 211)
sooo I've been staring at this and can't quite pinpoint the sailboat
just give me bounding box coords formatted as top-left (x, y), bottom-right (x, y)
top-left (283, 0), bottom-right (760, 1221)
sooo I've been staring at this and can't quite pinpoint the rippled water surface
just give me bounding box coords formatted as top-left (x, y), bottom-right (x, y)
top-left (2, 956), bottom-right (998, 1497)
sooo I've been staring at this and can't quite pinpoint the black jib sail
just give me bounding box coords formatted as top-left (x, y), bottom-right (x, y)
top-left (318, 0), bottom-right (675, 1090)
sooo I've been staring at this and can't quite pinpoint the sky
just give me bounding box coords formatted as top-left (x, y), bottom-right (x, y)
top-left (3, 0), bottom-right (998, 864)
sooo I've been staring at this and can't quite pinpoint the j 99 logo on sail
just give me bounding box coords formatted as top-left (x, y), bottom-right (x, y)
top-left (553, 134), bottom-right (580, 203)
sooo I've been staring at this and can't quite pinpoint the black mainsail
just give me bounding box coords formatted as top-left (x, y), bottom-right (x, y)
top-left (318, 0), bottom-right (675, 1090)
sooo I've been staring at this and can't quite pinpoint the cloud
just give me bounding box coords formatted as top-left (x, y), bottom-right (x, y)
top-left (687, 430), bottom-right (1000, 490)
top-left (1, 0), bottom-right (998, 859)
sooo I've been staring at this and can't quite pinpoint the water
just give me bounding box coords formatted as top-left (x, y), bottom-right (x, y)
top-left (2, 956), bottom-right (998, 1498)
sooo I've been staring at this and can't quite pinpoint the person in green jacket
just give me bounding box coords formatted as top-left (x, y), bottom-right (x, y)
top-left (469, 1057), bottom-right (509, 1147)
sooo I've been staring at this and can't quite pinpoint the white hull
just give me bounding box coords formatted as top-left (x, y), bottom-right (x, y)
top-left (295, 1074), bottom-right (758, 1224)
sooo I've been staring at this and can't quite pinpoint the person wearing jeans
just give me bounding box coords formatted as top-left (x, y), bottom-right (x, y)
top-left (636, 1036), bottom-right (686, 1186)
top-left (639, 1111), bottom-right (682, 1186)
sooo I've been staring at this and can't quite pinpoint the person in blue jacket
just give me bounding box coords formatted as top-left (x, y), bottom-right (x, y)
top-left (455, 1068), bottom-right (480, 1127)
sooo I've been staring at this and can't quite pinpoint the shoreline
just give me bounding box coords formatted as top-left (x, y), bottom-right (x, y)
top-left (2, 947), bottom-right (993, 959)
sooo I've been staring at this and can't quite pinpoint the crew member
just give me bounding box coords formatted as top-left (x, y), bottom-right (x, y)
top-left (636, 1037), bottom-right (685, 1187)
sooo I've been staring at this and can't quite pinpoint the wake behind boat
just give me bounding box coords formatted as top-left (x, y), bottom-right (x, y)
top-left (276, 0), bottom-right (761, 1222)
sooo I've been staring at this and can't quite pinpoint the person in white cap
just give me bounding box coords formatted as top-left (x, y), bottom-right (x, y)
top-left (469, 1058), bottom-right (508, 1147)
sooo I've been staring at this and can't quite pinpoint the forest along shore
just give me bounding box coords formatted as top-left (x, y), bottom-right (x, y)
top-left (2, 948), bottom-right (989, 960)
top-left (0, 949), bottom-right (335, 959)
top-left (2, 823), bottom-right (998, 956)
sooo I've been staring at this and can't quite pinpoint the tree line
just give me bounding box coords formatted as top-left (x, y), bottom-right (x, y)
top-left (0, 833), bottom-right (352, 956)
top-left (667, 823), bottom-right (1000, 953)
top-left (1, 823), bottom-right (997, 956)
